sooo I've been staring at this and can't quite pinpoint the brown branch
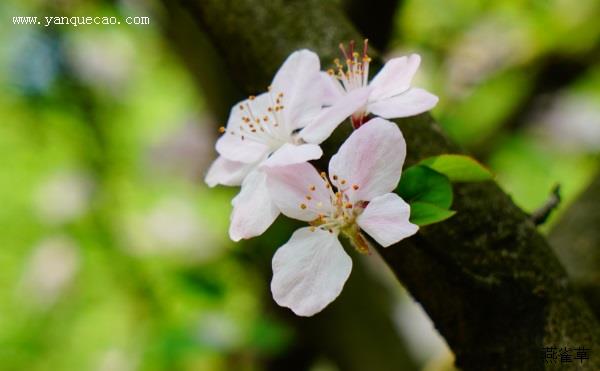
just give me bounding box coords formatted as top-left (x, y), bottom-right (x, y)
top-left (164, 0), bottom-right (600, 369)
top-left (550, 172), bottom-right (600, 319)
top-left (342, 0), bottom-right (402, 51)
top-left (531, 184), bottom-right (561, 226)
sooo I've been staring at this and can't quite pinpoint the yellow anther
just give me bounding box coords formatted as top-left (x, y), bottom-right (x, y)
top-left (300, 203), bottom-right (307, 210)
top-left (341, 179), bottom-right (347, 185)
top-left (249, 95), bottom-right (255, 100)
top-left (345, 203), bottom-right (353, 209)
top-left (306, 195), bottom-right (312, 200)
top-left (218, 126), bottom-right (226, 133)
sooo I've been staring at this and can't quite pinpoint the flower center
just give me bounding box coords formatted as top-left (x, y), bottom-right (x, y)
top-left (220, 89), bottom-right (292, 150)
top-left (327, 39), bottom-right (372, 128)
top-left (297, 172), bottom-right (361, 229)
top-left (297, 171), bottom-right (372, 254)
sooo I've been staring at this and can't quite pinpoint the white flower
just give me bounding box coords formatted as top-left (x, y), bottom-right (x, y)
top-left (205, 50), bottom-right (369, 241)
top-left (321, 40), bottom-right (439, 127)
top-left (265, 118), bottom-right (418, 316)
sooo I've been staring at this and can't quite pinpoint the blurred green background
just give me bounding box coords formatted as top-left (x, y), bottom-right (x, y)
top-left (1, 0), bottom-right (599, 370)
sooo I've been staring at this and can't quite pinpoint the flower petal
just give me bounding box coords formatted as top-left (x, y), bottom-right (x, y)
top-left (368, 88), bottom-right (439, 119)
top-left (229, 170), bottom-right (279, 241)
top-left (216, 99), bottom-right (272, 163)
top-left (265, 162), bottom-right (333, 222)
top-left (357, 193), bottom-right (418, 247)
top-left (271, 50), bottom-right (322, 132)
top-left (271, 227), bottom-right (352, 316)
top-left (299, 87), bottom-right (370, 144)
top-left (216, 133), bottom-right (270, 163)
top-left (205, 156), bottom-right (256, 187)
top-left (320, 72), bottom-right (344, 106)
top-left (369, 54), bottom-right (421, 101)
top-left (329, 118), bottom-right (406, 202)
top-left (261, 143), bottom-right (322, 168)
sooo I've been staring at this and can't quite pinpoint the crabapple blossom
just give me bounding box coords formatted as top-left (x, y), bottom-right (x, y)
top-left (320, 40), bottom-right (439, 128)
top-left (205, 49), bottom-right (369, 241)
top-left (265, 118), bottom-right (418, 316)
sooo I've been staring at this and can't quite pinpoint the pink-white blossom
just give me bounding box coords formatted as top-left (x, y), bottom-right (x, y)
top-left (321, 41), bottom-right (439, 128)
top-left (265, 118), bottom-right (418, 316)
top-left (205, 50), bottom-right (369, 241)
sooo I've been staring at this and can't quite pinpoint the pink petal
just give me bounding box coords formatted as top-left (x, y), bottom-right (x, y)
top-left (369, 54), bottom-right (421, 101)
top-left (271, 227), bottom-right (352, 316)
top-left (299, 87), bottom-right (370, 144)
top-left (328, 118), bottom-right (406, 202)
top-left (216, 95), bottom-right (272, 163)
top-left (356, 193), bottom-right (418, 247)
top-left (265, 162), bottom-right (333, 222)
top-left (261, 143), bottom-right (323, 168)
top-left (229, 170), bottom-right (279, 241)
top-left (205, 156), bottom-right (256, 187)
top-left (216, 133), bottom-right (270, 163)
top-left (368, 88), bottom-right (439, 119)
top-left (320, 72), bottom-right (344, 106)
top-left (271, 50), bottom-right (322, 132)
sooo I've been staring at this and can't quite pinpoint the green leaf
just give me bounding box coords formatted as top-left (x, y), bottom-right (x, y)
top-left (419, 154), bottom-right (493, 182)
top-left (409, 202), bottom-right (456, 226)
top-left (397, 165), bottom-right (453, 209)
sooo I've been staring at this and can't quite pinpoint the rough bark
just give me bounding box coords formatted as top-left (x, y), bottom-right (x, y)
top-left (342, 0), bottom-right (401, 50)
top-left (550, 173), bottom-right (600, 319)
top-left (167, 0), bottom-right (600, 369)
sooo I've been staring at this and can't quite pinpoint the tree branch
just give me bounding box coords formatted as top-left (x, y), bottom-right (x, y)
top-left (167, 0), bottom-right (600, 369)
top-left (550, 173), bottom-right (600, 319)
top-left (342, 0), bottom-right (401, 50)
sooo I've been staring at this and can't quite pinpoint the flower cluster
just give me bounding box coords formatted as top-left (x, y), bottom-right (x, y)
top-left (206, 42), bottom-right (438, 316)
